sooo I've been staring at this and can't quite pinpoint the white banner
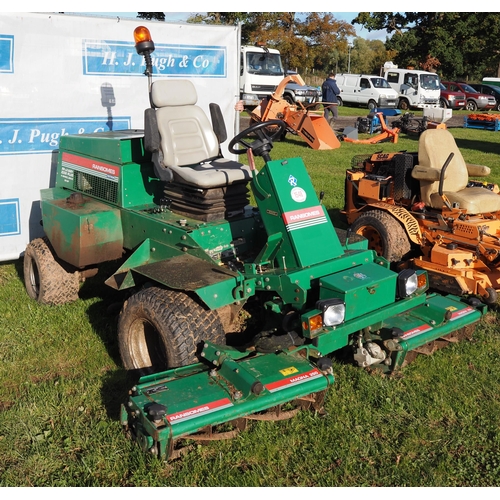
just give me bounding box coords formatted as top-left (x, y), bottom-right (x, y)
top-left (0, 12), bottom-right (241, 261)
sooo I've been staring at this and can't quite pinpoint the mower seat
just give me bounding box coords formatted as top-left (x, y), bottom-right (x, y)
top-left (149, 79), bottom-right (251, 188)
top-left (412, 129), bottom-right (500, 214)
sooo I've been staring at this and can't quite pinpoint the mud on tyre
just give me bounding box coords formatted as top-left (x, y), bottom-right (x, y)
top-left (350, 209), bottom-right (412, 263)
top-left (118, 286), bottom-right (226, 374)
top-left (23, 237), bottom-right (80, 305)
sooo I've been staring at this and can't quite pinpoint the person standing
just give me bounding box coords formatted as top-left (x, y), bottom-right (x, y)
top-left (322, 73), bottom-right (340, 125)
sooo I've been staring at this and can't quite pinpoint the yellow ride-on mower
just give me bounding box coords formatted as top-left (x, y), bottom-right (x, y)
top-left (343, 128), bottom-right (500, 304)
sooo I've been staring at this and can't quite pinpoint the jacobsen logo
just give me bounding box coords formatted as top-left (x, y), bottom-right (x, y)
top-left (61, 152), bottom-right (120, 182)
top-left (166, 398), bottom-right (233, 424)
top-left (265, 368), bottom-right (323, 393)
top-left (83, 40), bottom-right (226, 78)
top-left (282, 205), bottom-right (328, 232)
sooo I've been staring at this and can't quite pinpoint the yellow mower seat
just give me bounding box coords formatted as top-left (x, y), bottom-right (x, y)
top-left (412, 128), bottom-right (500, 213)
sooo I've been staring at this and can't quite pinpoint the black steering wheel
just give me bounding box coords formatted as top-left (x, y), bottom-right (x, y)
top-left (228, 119), bottom-right (287, 161)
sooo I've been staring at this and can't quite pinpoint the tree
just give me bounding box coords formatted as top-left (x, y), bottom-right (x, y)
top-left (137, 12), bottom-right (165, 21)
top-left (187, 12), bottom-right (356, 75)
top-left (353, 12), bottom-right (500, 80)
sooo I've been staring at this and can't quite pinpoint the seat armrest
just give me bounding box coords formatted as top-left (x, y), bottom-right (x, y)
top-left (466, 163), bottom-right (490, 177)
top-left (411, 165), bottom-right (442, 182)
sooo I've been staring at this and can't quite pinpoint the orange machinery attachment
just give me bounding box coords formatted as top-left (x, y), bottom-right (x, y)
top-left (250, 75), bottom-right (341, 150)
top-left (342, 112), bottom-right (400, 144)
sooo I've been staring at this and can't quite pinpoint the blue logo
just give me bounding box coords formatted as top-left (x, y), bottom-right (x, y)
top-left (0, 117), bottom-right (131, 155)
top-left (0, 198), bottom-right (20, 236)
top-left (83, 40), bottom-right (226, 77)
top-left (0, 34), bottom-right (14, 73)
top-left (288, 175), bottom-right (298, 187)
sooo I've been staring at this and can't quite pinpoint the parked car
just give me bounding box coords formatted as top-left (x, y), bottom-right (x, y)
top-left (439, 83), bottom-right (466, 110)
top-left (283, 81), bottom-right (322, 106)
top-left (469, 83), bottom-right (500, 112)
top-left (441, 81), bottom-right (496, 111)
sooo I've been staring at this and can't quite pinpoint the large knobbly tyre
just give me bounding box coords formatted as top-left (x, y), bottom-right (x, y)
top-left (118, 287), bottom-right (226, 373)
top-left (351, 210), bottom-right (411, 263)
top-left (23, 237), bottom-right (80, 305)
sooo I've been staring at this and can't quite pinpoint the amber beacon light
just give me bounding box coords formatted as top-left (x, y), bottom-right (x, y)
top-left (133, 26), bottom-right (155, 56)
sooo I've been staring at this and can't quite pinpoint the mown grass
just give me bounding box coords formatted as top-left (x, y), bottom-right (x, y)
top-left (1, 118), bottom-right (500, 486)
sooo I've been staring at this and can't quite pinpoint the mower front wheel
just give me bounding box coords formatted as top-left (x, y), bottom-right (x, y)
top-left (118, 287), bottom-right (226, 374)
top-left (23, 237), bottom-right (80, 305)
top-left (351, 210), bottom-right (411, 263)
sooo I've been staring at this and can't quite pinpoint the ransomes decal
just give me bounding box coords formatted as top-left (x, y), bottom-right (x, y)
top-left (402, 324), bottom-right (433, 339)
top-left (167, 397), bottom-right (233, 424)
top-left (282, 205), bottom-right (327, 232)
top-left (61, 152), bottom-right (120, 182)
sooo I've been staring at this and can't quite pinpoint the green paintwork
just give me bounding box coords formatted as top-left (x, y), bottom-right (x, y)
top-left (40, 127), bottom-right (488, 459)
top-left (254, 157), bottom-right (344, 268)
top-left (320, 262), bottom-right (397, 320)
top-left (121, 342), bottom-right (334, 458)
top-left (40, 187), bottom-right (123, 268)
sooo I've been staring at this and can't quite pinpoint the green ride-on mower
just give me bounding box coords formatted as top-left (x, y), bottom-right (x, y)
top-left (23, 26), bottom-right (486, 459)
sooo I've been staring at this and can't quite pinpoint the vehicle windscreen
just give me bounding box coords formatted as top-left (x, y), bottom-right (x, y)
top-left (370, 77), bottom-right (391, 89)
top-left (246, 52), bottom-right (284, 76)
top-left (461, 83), bottom-right (478, 93)
top-left (419, 74), bottom-right (440, 90)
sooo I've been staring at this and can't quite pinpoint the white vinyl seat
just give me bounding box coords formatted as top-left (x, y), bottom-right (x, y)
top-left (150, 80), bottom-right (251, 188)
top-left (411, 128), bottom-right (500, 214)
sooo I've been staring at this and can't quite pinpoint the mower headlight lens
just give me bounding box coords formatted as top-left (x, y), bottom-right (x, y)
top-left (316, 299), bottom-right (345, 327)
top-left (397, 269), bottom-right (418, 297)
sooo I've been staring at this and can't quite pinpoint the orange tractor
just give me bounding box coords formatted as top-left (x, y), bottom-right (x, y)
top-left (343, 128), bottom-right (500, 304)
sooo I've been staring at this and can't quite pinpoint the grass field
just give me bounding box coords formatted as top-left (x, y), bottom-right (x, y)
top-left (1, 113), bottom-right (500, 486)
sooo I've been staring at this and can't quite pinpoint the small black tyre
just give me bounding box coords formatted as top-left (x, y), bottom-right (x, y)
top-left (439, 98), bottom-right (448, 109)
top-left (23, 237), bottom-right (80, 305)
top-left (118, 287), bottom-right (226, 373)
top-left (484, 287), bottom-right (498, 305)
top-left (368, 100), bottom-right (377, 110)
top-left (283, 94), bottom-right (294, 105)
top-left (351, 210), bottom-right (411, 263)
top-left (336, 97), bottom-right (343, 107)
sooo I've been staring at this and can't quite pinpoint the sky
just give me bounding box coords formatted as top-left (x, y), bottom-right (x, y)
top-left (68, 11), bottom-right (388, 41)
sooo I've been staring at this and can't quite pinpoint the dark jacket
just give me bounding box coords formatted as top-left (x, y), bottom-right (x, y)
top-left (322, 77), bottom-right (340, 105)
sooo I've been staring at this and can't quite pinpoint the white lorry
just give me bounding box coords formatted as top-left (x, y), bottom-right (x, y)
top-left (382, 62), bottom-right (440, 110)
top-left (239, 44), bottom-right (321, 109)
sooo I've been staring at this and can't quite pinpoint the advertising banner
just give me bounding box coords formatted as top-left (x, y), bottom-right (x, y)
top-left (0, 13), bottom-right (240, 261)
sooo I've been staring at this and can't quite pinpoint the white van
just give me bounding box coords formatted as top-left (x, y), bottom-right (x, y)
top-left (335, 74), bottom-right (399, 109)
top-left (382, 63), bottom-right (440, 110)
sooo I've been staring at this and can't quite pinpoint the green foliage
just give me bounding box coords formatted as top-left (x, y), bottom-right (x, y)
top-left (137, 12), bottom-right (165, 21)
top-left (1, 123), bottom-right (500, 485)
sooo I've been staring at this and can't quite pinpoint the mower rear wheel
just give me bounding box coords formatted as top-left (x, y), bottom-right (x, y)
top-left (23, 237), bottom-right (80, 305)
top-left (118, 287), bottom-right (226, 373)
top-left (351, 210), bottom-right (411, 263)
